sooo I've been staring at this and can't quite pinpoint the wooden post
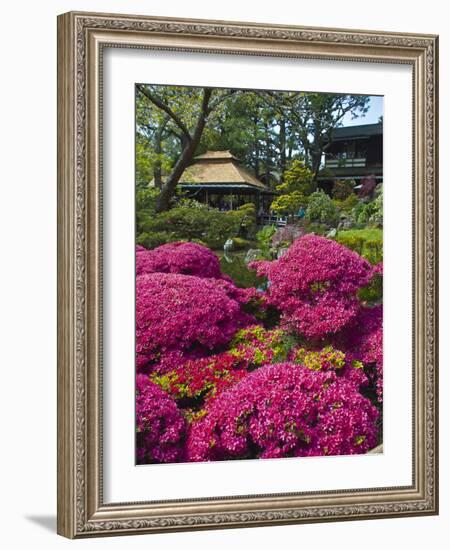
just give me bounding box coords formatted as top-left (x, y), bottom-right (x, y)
top-left (255, 192), bottom-right (260, 224)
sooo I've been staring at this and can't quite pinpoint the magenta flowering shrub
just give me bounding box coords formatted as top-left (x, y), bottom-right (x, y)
top-left (186, 362), bottom-right (379, 461)
top-left (136, 374), bottom-right (186, 464)
top-left (250, 234), bottom-right (374, 338)
top-left (150, 326), bottom-right (291, 411)
top-left (151, 352), bottom-right (247, 417)
top-left (136, 273), bottom-right (253, 371)
top-left (228, 325), bottom-right (290, 367)
top-left (338, 305), bottom-right (383, 403)
top-left (136, 242), bottom-right (222, 278)
top-left (289, 344), bottom-right (369, 392)
top-left (135, 234), bottom-right (383, 464)
top-left (374, 261), bottom-right (383, 276)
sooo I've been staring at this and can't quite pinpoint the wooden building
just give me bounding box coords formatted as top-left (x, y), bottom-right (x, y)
top-left (319, 122), bottom-right (383, 190)
top-left (179, 150), bottom-right (276, 214)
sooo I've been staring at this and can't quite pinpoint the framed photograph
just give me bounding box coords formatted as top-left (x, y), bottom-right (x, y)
top-left (57, 11), bottom-right (439, 538)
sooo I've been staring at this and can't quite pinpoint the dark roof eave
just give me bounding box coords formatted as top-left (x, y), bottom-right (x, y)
top-left (180, 183), bottom-right (273, 192)
top-left (324, 123), bottom-right (383, 142)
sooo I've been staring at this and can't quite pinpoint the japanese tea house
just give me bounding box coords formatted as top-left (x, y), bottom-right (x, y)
top-left (319, 122), bottom-right (383, 190)
top-left (179, 150), bottom-right (276, 214)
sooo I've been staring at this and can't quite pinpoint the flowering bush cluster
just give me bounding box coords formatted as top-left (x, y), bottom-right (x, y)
top-left (136, 374), bottom-right (186, 464)
top-left (150, 352), bottom-right (247, 412)
top-left (150, 326), bottom-right (292, 415)
top-left (186, 363), bottom-right (379, 461)
top-left (229, 325), bottom-right (290, 367)
top-left (136, 272), bottom-right (254, 371)
top-left (289, 344), bottom-right (369, 393)
top-left (136, 241), bottom-right (222, 279)
top-left (337, 305), bottom-right (383, 402)
top-left (250, 235), bottom-right (374, 338)
top-left (135, 235), bottom-right (383, 463)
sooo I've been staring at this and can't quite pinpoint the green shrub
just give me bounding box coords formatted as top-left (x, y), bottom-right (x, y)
top-left (350, 187), bottom-right (383, 228)
top-left (137, 231), bottom-right (175, 249)
top-left (334, 228), bottom-right (383, 264)
top-left (333, 228), bottom-right (383, 304)
top-left (305, 190), bottom-right (340, 227)
top-left (369, 186), bottom-right (383, 226)
top-left (137, 203), bottom-right (256, 250)
top-left (255, 225), bottom-right (277, 257)
top-left (136, 187), bottom-right (160, 213)
top-left (334, 193), bottom-right (359, 216)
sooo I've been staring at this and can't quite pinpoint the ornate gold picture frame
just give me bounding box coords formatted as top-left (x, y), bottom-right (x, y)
top-left (57, 11), bottom-right (438, 538)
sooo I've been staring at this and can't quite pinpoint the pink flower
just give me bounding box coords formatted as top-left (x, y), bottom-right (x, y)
top-left (335, 305), bottom-right (383, 403)
top-left (136, 242), bottom-right (222, 279)
top-left (136, 374), bottom-right (186, 463)
top-left (250, 234), bottom-right (374, 338)
top-left (186, 362), bottom-right (379, 461)
top-left (136, 273), bottom-right (254, 371)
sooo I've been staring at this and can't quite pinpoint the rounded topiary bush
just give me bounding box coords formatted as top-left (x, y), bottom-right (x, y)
top-left (136, 273), bottom-right (253, 371)
top-left (186, 362), bottom-right (379, 461)
top-left (136, 241), bottom-right (222, 279)
top-left (136, 374), bottom-right (186, 464)
top-left (250, 234), bottom-right (374, 338)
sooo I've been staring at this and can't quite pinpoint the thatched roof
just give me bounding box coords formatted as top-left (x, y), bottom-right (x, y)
top-left (179, 150), bottom-right (267, 191)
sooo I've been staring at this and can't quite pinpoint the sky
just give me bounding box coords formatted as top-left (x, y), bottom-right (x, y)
top-left (341, 95), bottom-right (383, 127)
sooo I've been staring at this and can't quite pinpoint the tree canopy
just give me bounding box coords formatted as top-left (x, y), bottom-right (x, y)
top-left (136, 84), bottom-right (371, 211)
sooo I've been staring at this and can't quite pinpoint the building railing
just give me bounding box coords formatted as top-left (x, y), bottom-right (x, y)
top-left (258, 215), bottom-right (287, 227)
top-left (325, 157), bottom-right (367, 169)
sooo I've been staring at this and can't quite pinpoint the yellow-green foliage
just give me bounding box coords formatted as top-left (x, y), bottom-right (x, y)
top-left (335, 228), bottom-right (382, 264)
top-left (276, 159), bottom-right (315, 196)
top-left (292, 346), bottom-right (346, 371)
top-left (229, 326), bottom-right (291, 366)
top-left (271, 191), bottom-right (308, 215)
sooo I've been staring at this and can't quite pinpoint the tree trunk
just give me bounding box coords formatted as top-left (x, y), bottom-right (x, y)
top-left (279, 118), bottom-right (287, 181)
top-left (253, 115), bottom-right (260, 177)
top-left (311, 123), bottom-right (324, 182)
top-left (155, 89), bottom-right (212, 212)
top-left (265, 122), bottom-right (271, 186)
top-left (153, 117), bottom-right (168, 189)
top-left (311, 150), bottom-right (322, 180)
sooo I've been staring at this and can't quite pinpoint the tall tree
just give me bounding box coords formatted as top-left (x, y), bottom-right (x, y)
top-left (257, 91), bottom-right (370, 180)
top-left (136, 84), bottom-right (238, 212)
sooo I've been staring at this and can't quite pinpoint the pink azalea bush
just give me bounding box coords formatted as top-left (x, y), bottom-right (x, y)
top-left (249, 234), bottom-right (374, 338)
top-left (136, 374), bottom-right (186, 464)
top-left (337, 305), bottom-right (383, 402)
top-left (135, 233), bottom-right (383, 463)
top-left (289, 344), bottom-right (369, 392)
top-left (186, 362), bottom-right (379, 461)
top-left (150, 326), bottom-right (291, 412)
top-left (151, 352), bottom-right (248, 421)
top-left (136, 242), bottom-right (222, 279)
top-left (136, 273), bottom-right (253, 371)
top-left (228, 325), bottom-right (290, 367)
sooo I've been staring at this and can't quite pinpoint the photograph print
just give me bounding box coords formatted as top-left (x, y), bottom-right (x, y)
top-left (134, 84), bottom-right (383, 465)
